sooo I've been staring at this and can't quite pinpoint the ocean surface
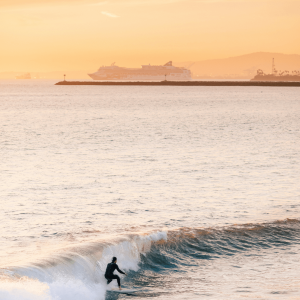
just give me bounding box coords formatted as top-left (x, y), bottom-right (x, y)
top-left (0, 79), bottom-right (299, 300)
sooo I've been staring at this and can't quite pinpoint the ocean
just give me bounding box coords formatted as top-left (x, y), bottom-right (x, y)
top-left (0, 80), bottom-right (299, 300)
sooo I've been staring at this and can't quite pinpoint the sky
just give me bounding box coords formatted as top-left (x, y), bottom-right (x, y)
top-left (1, 0), bottom-right (300, 71)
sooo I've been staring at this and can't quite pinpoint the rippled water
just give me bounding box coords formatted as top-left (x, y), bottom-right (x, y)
top-left (0, 80), bottom-right (299, 299)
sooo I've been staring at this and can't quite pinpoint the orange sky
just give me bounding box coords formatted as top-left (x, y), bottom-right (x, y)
top-left (1, 0), bottom-right (299, 71)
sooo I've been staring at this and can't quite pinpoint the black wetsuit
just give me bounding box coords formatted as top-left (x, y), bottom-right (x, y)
top-left (105, 262), bottom-right (125, 287)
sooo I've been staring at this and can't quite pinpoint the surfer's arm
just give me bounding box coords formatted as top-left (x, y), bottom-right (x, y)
top-left (116, 265), bottom-right (126, 275)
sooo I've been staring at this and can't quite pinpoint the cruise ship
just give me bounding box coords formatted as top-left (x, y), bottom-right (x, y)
top-left (88, 61), bottom-right (191, 81)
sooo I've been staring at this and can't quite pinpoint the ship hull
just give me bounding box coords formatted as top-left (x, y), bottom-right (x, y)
top-left (88, 74), bottom-right (190, 81)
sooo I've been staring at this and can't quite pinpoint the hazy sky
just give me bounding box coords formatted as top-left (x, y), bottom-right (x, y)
top-left (1, 0), bottom-right (299, 71)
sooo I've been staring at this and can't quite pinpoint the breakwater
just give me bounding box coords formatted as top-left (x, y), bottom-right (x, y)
top-left (55, 80), bottom-right (300, 87)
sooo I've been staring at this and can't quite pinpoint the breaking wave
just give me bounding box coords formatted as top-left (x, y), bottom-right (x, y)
top-left (1, 219), bottom-right (300, 300)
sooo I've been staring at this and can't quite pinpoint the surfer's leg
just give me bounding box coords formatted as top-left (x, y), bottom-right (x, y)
top-left (116, 275), bottom-right (121, 288)
top-left (110, 275), bottom-right (121, 287)
top-left (105, 275), bottom-right (112, 285)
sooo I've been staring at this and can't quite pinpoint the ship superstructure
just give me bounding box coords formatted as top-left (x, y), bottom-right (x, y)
top-left (251, 58), bottom-right (300, 81)
top-left (88, 61), bottom-right (191, 81)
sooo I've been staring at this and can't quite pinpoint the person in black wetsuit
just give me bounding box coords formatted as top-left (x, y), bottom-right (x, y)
top-left (105, 257), bottom-right (127, 290)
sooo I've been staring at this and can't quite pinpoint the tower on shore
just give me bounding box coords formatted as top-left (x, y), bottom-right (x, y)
top-left (272, 58), bottom-right (277, 75)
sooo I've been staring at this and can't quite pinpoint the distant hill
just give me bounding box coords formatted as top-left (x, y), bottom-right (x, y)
top-left (175, 52), bottom-right (300, 79)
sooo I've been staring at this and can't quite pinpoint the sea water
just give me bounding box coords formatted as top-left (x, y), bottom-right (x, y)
top-left (0, 80), bottom-right (299, 299)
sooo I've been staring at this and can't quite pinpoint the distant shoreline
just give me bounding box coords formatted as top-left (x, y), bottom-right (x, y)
top-left (55, 81), bottom-right (300, 87)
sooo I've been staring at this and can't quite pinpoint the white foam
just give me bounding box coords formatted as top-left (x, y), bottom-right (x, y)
top-left (48, 278), bottom-right (106, 300)
top-left (0, 277), bottom-right (51, 300)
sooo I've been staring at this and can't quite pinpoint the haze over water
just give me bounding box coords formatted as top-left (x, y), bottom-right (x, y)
top-left (0, 80), bottom-right (300, 299)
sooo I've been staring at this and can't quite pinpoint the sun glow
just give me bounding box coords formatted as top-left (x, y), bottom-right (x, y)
top-left (0, 0), bottom-right (299, 73)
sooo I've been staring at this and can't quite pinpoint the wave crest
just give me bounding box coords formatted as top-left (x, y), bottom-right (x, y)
top-left (1, 219), bottom-right (299, 299)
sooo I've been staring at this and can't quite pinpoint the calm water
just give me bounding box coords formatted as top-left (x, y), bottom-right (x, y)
top-left (0, 80), bottom-right (299, 300)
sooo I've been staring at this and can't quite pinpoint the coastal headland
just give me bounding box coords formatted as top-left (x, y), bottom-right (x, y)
top-left (55, 81), bottom-right (300, 87)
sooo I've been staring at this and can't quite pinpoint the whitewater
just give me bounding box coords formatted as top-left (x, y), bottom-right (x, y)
top-left (0, 80), bottom-right (299, 299)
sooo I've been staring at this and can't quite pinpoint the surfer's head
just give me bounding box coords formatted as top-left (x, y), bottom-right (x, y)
top-left (112, 257), bottom-right (117, 263)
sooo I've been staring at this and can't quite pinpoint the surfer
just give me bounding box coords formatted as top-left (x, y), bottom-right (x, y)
top-left (105, 257), bottom-right (127, 290)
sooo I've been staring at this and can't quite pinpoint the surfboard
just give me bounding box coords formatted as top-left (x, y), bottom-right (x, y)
top-left (109, 288), bottom-right (137, 294)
